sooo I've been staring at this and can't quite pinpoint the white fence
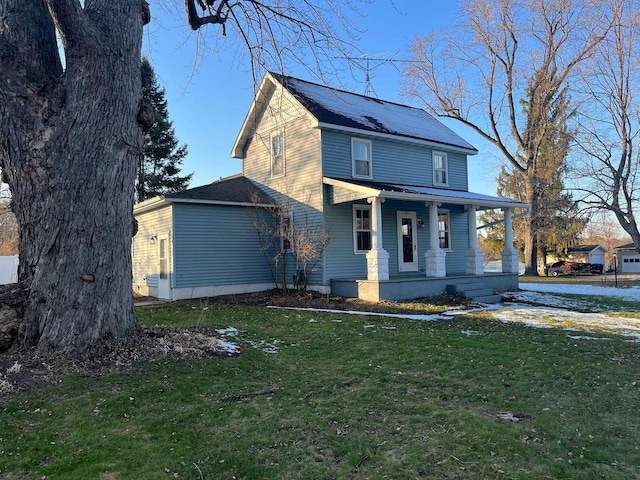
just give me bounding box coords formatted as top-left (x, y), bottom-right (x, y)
top-left (0, 255), bottom-right (18, 285)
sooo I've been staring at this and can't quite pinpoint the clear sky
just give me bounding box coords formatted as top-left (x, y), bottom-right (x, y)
top-left (143, 1), bottom-right (503, 195)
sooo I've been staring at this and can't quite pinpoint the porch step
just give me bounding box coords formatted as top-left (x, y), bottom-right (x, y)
top-left (446, 283), bottom-right (503, 304)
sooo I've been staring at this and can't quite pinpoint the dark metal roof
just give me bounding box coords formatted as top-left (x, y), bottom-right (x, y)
top-left (569, 244), bottom-right (606, 253)
top-left (270, 73), bottom-right (477, 153)
top-left (165, 176), bottom-right (275, 205)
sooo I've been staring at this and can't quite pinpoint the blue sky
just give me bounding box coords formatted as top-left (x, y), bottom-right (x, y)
top-left (143, 1), bottom-right (502, 195)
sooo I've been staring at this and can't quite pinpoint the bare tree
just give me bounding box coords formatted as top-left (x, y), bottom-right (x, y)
top-left (250, 192), bottom-right (330, 294)
top-left (0, 184), bottom-right (18, 256)
top-left (402, 0), bottom-right (610, 275)
top-left (0, 0), bottom-right (363, 357)
top-left (572, 0), bottom-right (640, 252)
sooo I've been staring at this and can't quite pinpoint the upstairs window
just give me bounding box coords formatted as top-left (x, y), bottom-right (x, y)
top-left (352, 138), bottom-right (372, 179)
top-left (271, 132), bottom-right (285, 178)
top-left (353, 205), bottom-right (372, 253)
top-left (438, 211), bottom-right (451, 250)
top-left (433, 151), bottom-right (448, 186)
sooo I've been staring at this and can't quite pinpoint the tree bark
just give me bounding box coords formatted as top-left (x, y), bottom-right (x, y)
top-left (0, 0), bottom-right (145, 356)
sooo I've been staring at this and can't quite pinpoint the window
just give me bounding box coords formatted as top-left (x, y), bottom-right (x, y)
top-left (353, 205), bottom-right (372, 253)
top-left (433, 151), bottom-right (448, 186)
top-left (281, 213), bottom-right (293, 252)
top-left (352, 138), bottom-right (372, 178)
top-left (438, 212), bottom-right (451, 250)
top-left (271, 132), bottom-right (285, 178)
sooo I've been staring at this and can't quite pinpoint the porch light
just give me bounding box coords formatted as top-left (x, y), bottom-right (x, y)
top-left (417, 219), bottom-right (425, 228)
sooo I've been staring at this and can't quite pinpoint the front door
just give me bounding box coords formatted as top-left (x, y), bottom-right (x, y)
top-left (397, 211), bottom-right (418, 272)
top-left (157, 234), bottom-right (170, 299)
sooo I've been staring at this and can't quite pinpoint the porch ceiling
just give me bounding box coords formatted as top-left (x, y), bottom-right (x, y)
top-left (324, 177), bottom-right (529, 211)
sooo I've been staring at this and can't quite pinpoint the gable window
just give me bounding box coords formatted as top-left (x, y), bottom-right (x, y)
top-left (271, 132), bottom-right (285, 178)
top-left (433, 151), bottom-right (448, 186)
top-left (281, 213), bottom-right (293, 252)
top-left (352, 138), bottom-right (372, 179)
top-left (438, 211), bottom-right (451, 250)
top-left (353, 205), bottom-right (372, 253)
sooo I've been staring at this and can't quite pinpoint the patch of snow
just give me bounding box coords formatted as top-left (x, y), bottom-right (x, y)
top-left (461, 330), bottom-right (482, 336)
top-left (567, 335), bottom-right (611, 341)
top-left (216, 339), bottom-right (240, 355)
top-left (216, 327), bottom-right (239, 336)
top-left (520, 282), bottom-right (640, 301)
top-left (490, 305), bottom-right (640, 342)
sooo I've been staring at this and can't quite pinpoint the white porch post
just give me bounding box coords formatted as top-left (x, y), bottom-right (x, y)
top-left (365, 197), bottom-right (389, 280)
top-left (465, 205), bottom-right (484, 275)
top-left (425, 201), bottom-right (446, 277)
top-left (501, 207), bottom-right (519, 273)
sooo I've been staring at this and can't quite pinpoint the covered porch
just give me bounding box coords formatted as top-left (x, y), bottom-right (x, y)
top-left (324, 177), bottom-right (529, 302)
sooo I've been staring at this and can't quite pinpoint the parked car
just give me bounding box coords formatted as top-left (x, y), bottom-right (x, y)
top-left (545, 260), bottom-right (603, 276)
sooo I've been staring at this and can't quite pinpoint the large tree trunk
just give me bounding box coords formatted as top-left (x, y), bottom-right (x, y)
top-left (0, 1), bottom-right (146, 356)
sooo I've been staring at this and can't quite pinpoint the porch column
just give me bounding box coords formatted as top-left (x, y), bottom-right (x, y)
top-left (425, 201), bottom-right (446, 277)
top-left (465, 205), bottom-right (484, 275)
top-left (365, 197), bottom-right (389, 280)
top-left (501, 207), bottom-right (519, 273)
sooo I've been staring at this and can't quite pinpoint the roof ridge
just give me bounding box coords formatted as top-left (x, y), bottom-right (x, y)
top-left (269, 71), bottom-right (425, 112)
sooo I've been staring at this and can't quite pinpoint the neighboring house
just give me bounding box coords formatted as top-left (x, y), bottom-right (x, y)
top-left (547, 244), bottom-right (608, 266)
top-left (133, 72), bottom-right (527, 302)
top-left (614, 243), bottom-right (640, 273)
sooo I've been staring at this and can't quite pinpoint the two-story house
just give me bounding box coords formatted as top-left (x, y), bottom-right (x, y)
top-left (132, 72), bottom-right (527, 302)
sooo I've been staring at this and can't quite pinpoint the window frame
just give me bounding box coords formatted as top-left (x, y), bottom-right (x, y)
top-left (353, 204), bottom-right (372, 254)
top-left (270, 131), bottom-right (285, 178)
top-left (351, 138), bottom-right (373, 179)
top-left (433, 151), bottom-right (449, 187)
top-left (437, 210), bottom-right (452, 251)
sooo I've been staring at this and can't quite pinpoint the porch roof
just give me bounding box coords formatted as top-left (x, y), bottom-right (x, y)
top-left (324, 177), bottom-right (529, 211)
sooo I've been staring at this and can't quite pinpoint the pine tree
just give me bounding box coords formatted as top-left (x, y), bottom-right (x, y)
top-left (479, 87), bottom-right (587, 270)
top-left (137, 57), bottom-right (192, 202)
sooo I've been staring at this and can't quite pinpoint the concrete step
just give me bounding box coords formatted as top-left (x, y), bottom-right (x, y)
top-left (471, 294), bottom-right (503, 304)
top-left (458, 287), bottom-right (494, 298)
top-left (446, 282), bottom-right (502, 304)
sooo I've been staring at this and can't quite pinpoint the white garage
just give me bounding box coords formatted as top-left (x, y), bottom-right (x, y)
top-left (615, 243), bottom-right (640, 273)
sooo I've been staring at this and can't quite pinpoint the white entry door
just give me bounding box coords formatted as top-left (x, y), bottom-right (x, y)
top-left (397, 211), bottom-right (418, 272)
top-left (157, 235), bottom-right (170, 299)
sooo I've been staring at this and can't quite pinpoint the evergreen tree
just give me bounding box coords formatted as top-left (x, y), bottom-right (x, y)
top-left (137, 57), bottom-right (192, 202)
top-left (480, 87), bottom-right (587, 270)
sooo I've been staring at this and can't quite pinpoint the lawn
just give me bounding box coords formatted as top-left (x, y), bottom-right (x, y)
top-left (1, 296), bottom-right (639, 479)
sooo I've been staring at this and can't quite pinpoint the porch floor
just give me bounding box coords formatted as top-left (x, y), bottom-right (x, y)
top-left (330, 272), bottom-right (519, 303)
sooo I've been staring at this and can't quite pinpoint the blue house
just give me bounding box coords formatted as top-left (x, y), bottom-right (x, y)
top-left (133, 72), bottom-right (527, 301)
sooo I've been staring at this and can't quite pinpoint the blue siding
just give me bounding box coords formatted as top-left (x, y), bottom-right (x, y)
top-left (323, 197), bottom-right (470, 280)
top-left (172, 203), bottom-right (274, 288)
top-left (322, 130), bottom-right (469, 190)
top-left (323, 201), bottom-right (367, 280)
top-left (445, 204), bottom-right (468, 274)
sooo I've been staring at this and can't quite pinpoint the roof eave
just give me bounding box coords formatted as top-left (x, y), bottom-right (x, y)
top-left (164, 197), bottom-right (275, 208)
top-left (133, 196), bottom-right (169, 215)
top-left (317, 122), bottom-right (478, 156)
top-left (323, 177), bottom-right (528, 210)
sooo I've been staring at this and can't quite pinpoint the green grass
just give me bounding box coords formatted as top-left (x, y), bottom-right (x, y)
top-left (1, 300), bottom-right (640, 479)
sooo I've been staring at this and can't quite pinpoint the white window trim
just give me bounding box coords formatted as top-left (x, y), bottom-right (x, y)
top-left (438, 210), bottom-right (452, 252)
top-left (353, 204), bottom-right (372, 254)
top-left (270, 131), bottom-right (285, 178)
top-left (351, 138), bottom-right (373, 179)
top-left (433, 151), bottom-right (449, 187)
